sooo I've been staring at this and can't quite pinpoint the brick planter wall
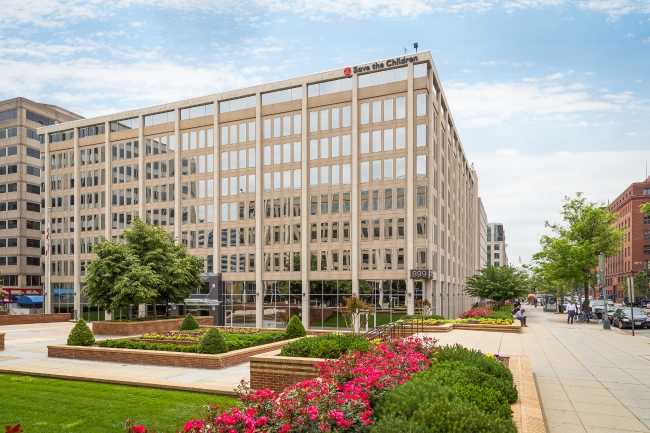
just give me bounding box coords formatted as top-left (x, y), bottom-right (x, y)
top-left (250, 350), bottom-right (324, 391)
top-left (0, 332), bottom-right (4, 351)
top-left (452, 322), bottom-right (521, 333)
top-left (0, 313), bottom-right (71, 326)
top-left (509, 355), bottom-right (547, 433)
top-left (92, 316), bottom-right (213, 336)
top-left (48, 337), bottom-right (300, 369)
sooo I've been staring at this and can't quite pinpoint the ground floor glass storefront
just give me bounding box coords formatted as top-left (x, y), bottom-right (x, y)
top-left (224, 281), bottom-right (257, 327)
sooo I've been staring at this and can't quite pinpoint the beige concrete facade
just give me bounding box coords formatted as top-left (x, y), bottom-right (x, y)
top-left (478, 197), bottom-right (488, 269)
top-left (0, 98), bottom-right (80, 298)
top-left (39, 51), bottom-right (480, 325)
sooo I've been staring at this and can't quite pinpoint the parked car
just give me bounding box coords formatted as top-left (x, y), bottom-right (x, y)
top-left (611, 308), bottom-right (649, 329)
top-left (591, 300), bottom-right (614, 319)
top-left (606, 305), bottom-right (621, 323)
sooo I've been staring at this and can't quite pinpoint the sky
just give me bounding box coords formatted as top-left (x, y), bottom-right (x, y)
top-left (1, 0), bottom-right (649, 264)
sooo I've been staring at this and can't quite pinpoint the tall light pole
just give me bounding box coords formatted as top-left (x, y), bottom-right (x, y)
top-left (598, 254), bottom-right (610, 330)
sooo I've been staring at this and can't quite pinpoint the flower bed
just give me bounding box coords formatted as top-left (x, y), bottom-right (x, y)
top-left (91, 316), bottom-right (214, 336)
top-left (279, 334), bottom-right (370, 359)
top-left (99, 330), bottom-right (288, 354)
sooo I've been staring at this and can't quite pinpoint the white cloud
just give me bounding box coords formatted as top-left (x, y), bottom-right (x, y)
top-left (445, 75), bottom-right (637, 127)
top-left (2, 0), bottom-right (650, 28)
top-left (475, 149), bottom-right (650, 264)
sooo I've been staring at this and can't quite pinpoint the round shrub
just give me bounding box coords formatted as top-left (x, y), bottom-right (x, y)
top-left (179, 313), bottom-right (200, 331)
top-left (67, 319), bottom-right (95, 346)
top-left (198, 328), bottom-right (226, 354)
top-left (285, 315), bottom-right (306, 338)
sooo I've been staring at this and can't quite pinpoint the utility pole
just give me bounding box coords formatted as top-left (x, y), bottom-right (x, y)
top-left (628, 275), bottom-right (635, 336)
top-left (598, 254), bottom-right (610, 330)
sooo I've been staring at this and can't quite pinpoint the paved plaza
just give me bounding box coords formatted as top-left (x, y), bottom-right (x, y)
top-left (2, 309), bottom-right (649, 432)
top-left (0, 322), bottom-right (245, 394)
top-left (428, 308), bottom-right (650, 433)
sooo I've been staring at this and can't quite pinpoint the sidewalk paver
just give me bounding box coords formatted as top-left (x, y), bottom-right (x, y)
top-left (425, 308), bottom-right (650, 433)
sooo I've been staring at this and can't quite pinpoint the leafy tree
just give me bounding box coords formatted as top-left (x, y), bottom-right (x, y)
top-left (83, 218), bottom-right (202, 318)
top-left (124, 219), bottom-right (203, 312)
top-left (634, 271), bottom-right (650, 300)
top-left (544, 194), bottom-right (623, 302)
top-left (84, 241), bottom-right (159, 315)
top-left (640, 203), bottom-right (650, 217)
top-left (464, 266), bottom-right (529, 307)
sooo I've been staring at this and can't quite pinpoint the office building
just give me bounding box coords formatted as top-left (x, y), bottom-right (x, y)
top-left (487, 223), bottom-right (507, 267)
top-left (39, 51), bottom-right (480, 325)
top-left (0, 98), bottom-right (80, 301)
top-left (605, 177), bottom-right (650, 302)
top-left (478, 198), bottom-right (488, 269)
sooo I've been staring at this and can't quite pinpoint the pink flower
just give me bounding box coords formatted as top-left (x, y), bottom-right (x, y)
top-left (279, 423), bottom-right (291, 433)
top-left (130, 426), bottom-right (146, 433)
top-left (183, 420), bottom-right (204, 432)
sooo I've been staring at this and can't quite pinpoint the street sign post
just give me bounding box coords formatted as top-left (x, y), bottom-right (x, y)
top-left (598, 254), bottom-right (610, 330)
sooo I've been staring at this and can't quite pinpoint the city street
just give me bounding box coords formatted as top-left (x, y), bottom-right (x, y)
top-left (429, 307), bottom-right (650, 433)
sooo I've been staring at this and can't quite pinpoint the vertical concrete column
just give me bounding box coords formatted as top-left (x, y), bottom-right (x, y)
top-left (350, 74), bottom-right (360, 297)
top-left (138, 115), bottom-right (145, 219)
top-left (174, 109), bottom-right (181, 241)
top-left (300, 83), bottom-right (310, 328)
top-left (104, 121), bottom-right (111, 241)
top-left (254, 93), bottom-right (264, 328)
top-left (406, 63), bottom-right (415, 315)
top-left (212, 102), bottom-right (220, 273)
top-left (43, 132), bottom-right (52, 314)
top-left (137, 115), bottom-right (146, 318)
top-left (104, 121), bottom-right (112, 320)
top-left (435, 92), bottom-right (444, 317)
top-left (73, 127), bottom-right (81, 320)
top-left (426, 64), bottom-right (436, 310)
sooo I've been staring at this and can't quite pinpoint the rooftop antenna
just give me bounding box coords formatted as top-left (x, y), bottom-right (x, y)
top-left (403, 47), bottom-right (407, 54)
top-left (413, 42), bottom-right (419, 52)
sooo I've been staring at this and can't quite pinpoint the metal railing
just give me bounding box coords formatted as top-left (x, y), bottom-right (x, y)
top-left (364, 316), bottom-right (425, 341)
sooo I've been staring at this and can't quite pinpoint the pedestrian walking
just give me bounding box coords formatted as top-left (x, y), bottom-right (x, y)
top-left (566, 302), bottom-right (577, 324)
top-left (515, 308), bottom-right (527, 327)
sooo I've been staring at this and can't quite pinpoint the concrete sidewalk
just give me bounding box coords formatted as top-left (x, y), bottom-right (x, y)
top-left (0, 322), bottom-right (246, 394)
top-left (427, 308), bottom-right (650, 433)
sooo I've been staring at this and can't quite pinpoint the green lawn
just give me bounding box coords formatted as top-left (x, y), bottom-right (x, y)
top-left (0, 374), bottom-right (237, 433)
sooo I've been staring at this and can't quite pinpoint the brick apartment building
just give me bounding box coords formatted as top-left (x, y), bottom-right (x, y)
top-left (605, 177), bottom-right (650, 302)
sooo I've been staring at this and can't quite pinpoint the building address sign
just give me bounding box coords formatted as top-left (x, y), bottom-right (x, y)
top-left (410, 269), bottom-right (433, 280)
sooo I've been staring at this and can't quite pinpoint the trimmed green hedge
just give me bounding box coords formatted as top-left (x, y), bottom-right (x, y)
top-left (370, 345), bottom-right (517, 433)
top-left (98, 331), bottom-right (287, 353)
top-left (279, 334), bottom-right (370, 359)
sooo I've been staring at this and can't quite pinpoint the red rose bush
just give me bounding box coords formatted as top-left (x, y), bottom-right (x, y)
top-left (156, 336), bottom-right (435, 433)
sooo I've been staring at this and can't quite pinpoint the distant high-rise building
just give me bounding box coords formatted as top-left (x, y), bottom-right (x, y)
top-left (0, 98), bottom-right (81, 296)
top-left (487, 223), bottom-right (507, 267)
top-left (477, 198), bottom-right (487, 269)
top-left (605, 177), bottom-right (650, 302)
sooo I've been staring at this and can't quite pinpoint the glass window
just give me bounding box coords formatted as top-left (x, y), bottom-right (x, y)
top-left (283, 170), bottom-right (291, 189)
top-left (320, 138), bottom-right (329, 159)
top-left (384, 159), bottom-right (393, 179)
top-left (372, 100), bottom-right (381, 123)
top-left (342, 135), bottom-right (351, 156)
top-left (221, 152), bottom-right (229, 170)
top-left (360, 132), bottom-right (369, 154)
top-left (384, 98), bottom-right (394, 121)
top-left (230, 151), bottom-right (238, 170)
top-left (293, 142), bottom-right (301, 162)
top-left (273, 172), bottom-right (281, 190)
top-left (331, 164), bottom-right (340, 185)
top-left (310, 111), bottom-right (318, 132)
top-left (310, 167), bottom-right (318, 185)
top-left (342, 164), bottom-right (351, 184)
top-left (239, 124), bottom-right (246, 143)
top-left (372, 160), bottom-right (381, 181)
top-left (396, 127), bottom-right (406, 149)
top-left (320, 109), bottom-right (329, 131)
top-left (384, 188), bottom-right (393, 209)
top-left (310, 139), bottom-right (318, 160)
top-left (283, 116), bottom-right (291, 137)
top-left (273, 117), bottom-right (281, 138)
top-left (396, 96), bottom-right (406, 119)
top-left (342, 106), bottom-right (351, 127)
top-left (263, 119), bottom-right (271, 139)
top-left (221, 127), bottom-right (228, 145)
top-left (273, 144), bottom-right (281, 165)
top-left (248, 148), bottom-right (256, 167)
top-left (320, 166), bottom-right (329, 184)
top-left (293, 169), bottom-right (301, 189)
top-left (249, 174), bottom-right (256, 192)
top-left (417, 93), bottom-right (427, 116)
top-left (383, 128), bottom-right (393, 151)
top-left (361, 161), bottom-right (369, 183)
top-left (331, 108), bottom-right (340, 129)
top-left (416, 123), bottom-right (427, 147)
top-left (283, 143), bottom-right (291, 163)
top-left (417, 155), bottom-right (427, 176)
top-left (264, 146), bottom-right (271, 165)
top-left (264, 173), bottom-right (272, 191)
top-left (360, 103), bottom-right (369, 125)
top-left (293, 114), bottom-right (301, 135)
top-left (239, 149), bottom-right (247, 168)
top-left (331, 136), bottom-right (340, 158)
top-left (372, 130), bottom-right (381, 153)
top-left (221, 178), bottom-right (229, 196)
top-left (248, 121), bottom-right (256, 141)
top-left (396, 157), bottom-right (406, 179)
